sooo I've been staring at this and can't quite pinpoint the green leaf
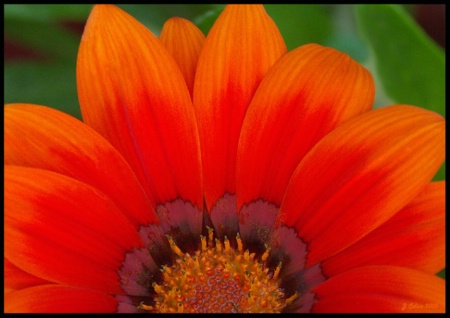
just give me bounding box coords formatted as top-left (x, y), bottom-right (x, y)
top-left (4, 62), bottom-right (81, 119)
top-left (4, 4), bottom-right (92, 22)
top-left (4, 17), bottom-right (81, 62)
top-left (354, 5), bottom-right (445, 117)
top-left (194, 5), bottom-right (225, 35)
top-left (265, 5), bottom-right (333, 51)
top-left (323, 5), bottom-right (369, 63)
top-left (433, 164), bottom-right (445, 182)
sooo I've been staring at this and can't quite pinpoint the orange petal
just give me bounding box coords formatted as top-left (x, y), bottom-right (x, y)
top-left (322, 181), bottom-right (445, 277)
top-left (4, 103), bottom-right (156, 228)
top-left (279, 105), bottom-right (445, 266)
top-left (237, 44), bottom-right (374, 209)
top-left (4, 258), bottom-right (49, 294)
top-left (5, 285), bottom-right (118, 313)
top-left (5, 166), bottom-right (145, 294)
top-left (159, 17), bottom-right (205, 97)
top-left (312, 265), bottom-right (445, 313)
top-left (77, 5), bottom-right (202, 209)
top-left (193, 4), bottom-right (287, 210)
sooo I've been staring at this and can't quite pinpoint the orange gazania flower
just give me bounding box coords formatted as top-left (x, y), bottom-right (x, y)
top-left (4, 4), bottom-right (445, 313)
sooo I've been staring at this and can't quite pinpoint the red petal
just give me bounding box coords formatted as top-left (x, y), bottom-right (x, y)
top-left (322, 181), bottom-right (445, 276)
top-left (4, 103), bottom-right (156, 228)
top-left (193, 5), bottom-right (287, 210)
top-left (77, 5), bottom-right (202, 208)
top-left (237, 44), bottom-right (374, 209)
top-left (159, 17), bottom-right (205, 97)
top-left (5, 166), bottom-right (144, 294)
top-left (312, 265), bottom-right (445, 313)
top-left (5, 285), bottom-right (118, 313)
top-left (280, 105), bottom-right (445, 266)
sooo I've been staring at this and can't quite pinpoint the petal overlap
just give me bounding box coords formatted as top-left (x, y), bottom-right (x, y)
top-left (237, 44), bottom-right (374, 209)
top-left (159, 17), bottom-right (205, 97)
top-left (5, 166), bottom-right (144, 294)
top-left (77, 5), bottom-right (202, 208)
top-left (4, 258), bottom-right (50, 295)
top-left (280, 105), bottom-right (445, 266)
top-left (322, 181), bottom-right (445, 276)
top-left (193, 4), bottom-right (287, 210)
top-left (4, 103), bottom-right (156, 228)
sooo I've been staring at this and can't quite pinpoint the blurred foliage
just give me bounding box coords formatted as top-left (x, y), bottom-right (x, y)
top-left (3, 5), bottom-right (445, 278)
top-left (356, 5), bottom-right (445, 115)
top-left (5, 5), bottom-right (445, 115)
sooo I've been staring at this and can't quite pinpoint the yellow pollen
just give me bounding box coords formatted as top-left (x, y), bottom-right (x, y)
top-left (139, 231), bottom-right (297, 313)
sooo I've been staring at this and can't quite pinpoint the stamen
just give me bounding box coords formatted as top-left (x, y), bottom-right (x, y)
top-left (236, 233), bottom-right (243, 252)
top-left (206, 226), bottom-right (214, 245)
top-left (152, 282), bottom-right (164, 295)
top-left (140, 229), bottom-right (296, 313)
top-left (261, 244), bottom-right (271, 262)
top-left (224, 236), bottom-right (231, 252)
top-left (166, 235), bottom-right (183, 257)
top-left (244, 249), bottom-right (250, 261)
top-left (215, 238), bottom-right (223, 252)
top-left (285, 292), bottom-right (298, 304)
top-left (201, 235), bottom-right (207, 251)
top-left (139, 302), bottom-right (153, 311)
top-left (273, 262), bottom-right (282, 280)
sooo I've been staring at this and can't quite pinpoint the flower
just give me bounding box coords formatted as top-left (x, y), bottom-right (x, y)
top-left (4, 4), bottom-right (445, 313)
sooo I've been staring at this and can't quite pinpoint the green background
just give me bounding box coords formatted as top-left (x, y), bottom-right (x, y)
top-left (4, 4), bottom-right (445, 278)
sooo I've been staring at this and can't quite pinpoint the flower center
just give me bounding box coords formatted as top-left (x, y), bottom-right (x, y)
top-left (138, 227), bottom-right (297, 313)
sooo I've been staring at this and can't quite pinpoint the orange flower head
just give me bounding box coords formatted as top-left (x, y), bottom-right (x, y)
top-left (4, 4), bottom-right (445, 313)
